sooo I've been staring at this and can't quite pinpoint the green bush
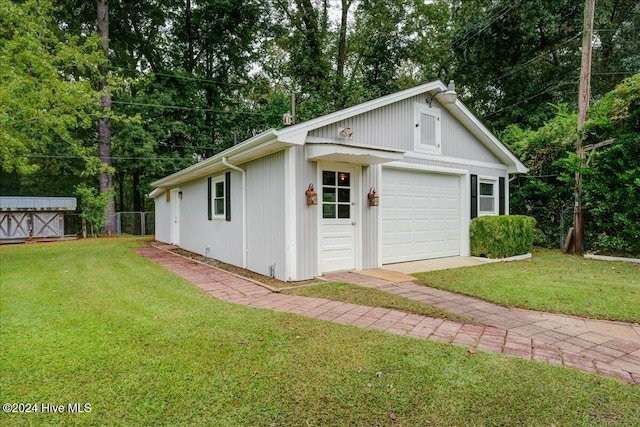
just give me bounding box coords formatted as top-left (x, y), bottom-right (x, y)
top-left (470, 215), bottom-right (536, 258)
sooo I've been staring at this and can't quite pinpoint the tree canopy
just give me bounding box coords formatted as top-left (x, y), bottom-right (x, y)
top-left (0, 0), bottom-right (638, 245)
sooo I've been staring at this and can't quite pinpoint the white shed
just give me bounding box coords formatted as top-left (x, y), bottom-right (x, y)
top-left (150, 81), bottom-right (527, 281)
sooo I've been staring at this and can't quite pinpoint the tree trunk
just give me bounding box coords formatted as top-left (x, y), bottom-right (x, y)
top-left (133, 171), bottom-right (142, 235)
top-left (97, 0), bottom-right (116, 234)
top-left (334, 0), bottom-right (351, 108)
top-left (185, 0), bottom-right (195, 73)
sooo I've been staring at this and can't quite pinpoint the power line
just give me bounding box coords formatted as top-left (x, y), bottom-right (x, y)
top-left (485, 77), bottom-right (579, 117)
top-left (493, 32), bottom-right (582, 83)
top-left (454, 0), bottom-right (525, 49)
top-left (111, 100), bottom-right (284, 117)
top-left (109, 66), bottom-right (257, 87)
top-left (12, 154), bottom-right (198, 161)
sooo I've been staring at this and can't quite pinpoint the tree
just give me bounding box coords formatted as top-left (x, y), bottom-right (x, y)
top-left (0, 0), bottom-right (103, 176)
top-left (442, 0), bottom-right (639, 131)
top-left (501, 105), bottom-right (577, 247)
top-left (581, 73), bottom-right (640, 255)
top-left (76, 183), bottom-right (114, 237)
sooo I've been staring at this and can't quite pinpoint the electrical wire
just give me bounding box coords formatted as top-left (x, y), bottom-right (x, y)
top-left (11, 154), bottom-right (198, 161)
top-left (110, 100), bottom-right (284, 117)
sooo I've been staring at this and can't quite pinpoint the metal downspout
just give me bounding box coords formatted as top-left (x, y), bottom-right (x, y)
top-left (222, 157), bottom-right (247, 269)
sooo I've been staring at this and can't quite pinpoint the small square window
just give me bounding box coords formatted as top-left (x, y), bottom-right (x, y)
top-left (338, 188), bottom-right (350, 203)
top-left (323, 171), bottom-right (336, 186)
top-left (323, 204), bottom-right (336, 219)
top-left (337, 204), bottom-right (350, 219)
top-left (323, 187), bottom-right (336, 203)
top-left (337, 172), bottom-right (350, 187)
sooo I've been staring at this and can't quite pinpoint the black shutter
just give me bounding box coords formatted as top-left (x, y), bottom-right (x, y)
top-left (225, 172), bottom-right (231, 221)
top-left (499, 177), bottom-right (506, 215)
top-left (470, 174), bottom-right (478, 219)
top-left (207, 177), bottom-right (212, 220)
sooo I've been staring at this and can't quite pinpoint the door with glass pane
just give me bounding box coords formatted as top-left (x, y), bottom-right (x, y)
top-left (321, 165), bottom-right (357, 272)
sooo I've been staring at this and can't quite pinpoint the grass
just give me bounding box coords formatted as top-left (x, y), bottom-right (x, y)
top-left (413, 248), bottom-right (640, 323)
top-left (283, 281), bottom-right (473, 324)
top-left (1, 238), bottom-right (639, 426)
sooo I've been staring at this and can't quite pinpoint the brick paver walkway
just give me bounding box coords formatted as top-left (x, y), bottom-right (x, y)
top-left (135, 246), bottom-right (640, 384)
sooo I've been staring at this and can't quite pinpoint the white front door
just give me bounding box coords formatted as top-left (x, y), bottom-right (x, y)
top-left (170, 188), bottom-right (181, 245)
top-left (320, 165), bottom-right (358, 273)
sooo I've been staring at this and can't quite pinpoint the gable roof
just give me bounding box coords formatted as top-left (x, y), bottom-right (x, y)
top-left (150, 81), bottom-right (527, 195)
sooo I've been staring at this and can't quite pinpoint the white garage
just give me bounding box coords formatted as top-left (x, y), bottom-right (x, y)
top-left (381, 168), bottom-right (463, 264)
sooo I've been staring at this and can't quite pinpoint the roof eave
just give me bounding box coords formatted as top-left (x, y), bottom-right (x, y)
top-left (150, 129), bottom-right (284, 190)
top-left (439, 98), bottom-right (528, 174)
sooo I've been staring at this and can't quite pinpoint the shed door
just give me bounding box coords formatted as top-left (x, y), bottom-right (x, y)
top-left (321, 166), bottom-right (357, 272)
top-left (382, 168), bottom-right (460, 264)
top-left (0, 212), bottom-right (31, 239)
top-left (32, 212), bottom-right (63, 238)
top-left (170, 188), bottom-right (181, 245)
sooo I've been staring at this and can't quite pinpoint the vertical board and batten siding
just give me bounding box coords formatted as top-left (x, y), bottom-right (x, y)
top-left (361, 165), bottom-right (380, 269)
top-left (439, 108), bottom-right (501, 163)
top-left (177, 174), bottom-right (243, 267)
top-left (245, 150), bottom-right (287, 281)
top-left (154, 195), bottom-right (171, 244)
top-left (293, 146), bottom-right (319, 280)
top-left (307, 95), bottom-right (502, 165)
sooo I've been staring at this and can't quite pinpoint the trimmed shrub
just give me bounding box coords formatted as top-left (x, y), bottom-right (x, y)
top-left (470, 215), bottom-right (536, 258)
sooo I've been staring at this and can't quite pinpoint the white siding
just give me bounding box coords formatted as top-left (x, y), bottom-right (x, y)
top-left (178, 174), bottom-right (243, 267)
top-left (361, 164), bottom-right (380, 269)
top-left (154, 194), bottom-right (171, 244)
top-left (294, 146), bottom-right (319, 280)
top-left (308, 94), bottom-right (502, 165)
top-left (246, 151), bottom-right (287, 281)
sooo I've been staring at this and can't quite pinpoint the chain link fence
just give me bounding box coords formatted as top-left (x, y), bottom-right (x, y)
top-left (516, 206), bottom-right (572, 249)
top-left (115, 212), bottom-right (155, 236)
top-left (63, 212), bottom-right (154, 237)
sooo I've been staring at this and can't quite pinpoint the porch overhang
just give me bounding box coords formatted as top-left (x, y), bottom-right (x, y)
top-left (305, 142), bottom-right (404, 165)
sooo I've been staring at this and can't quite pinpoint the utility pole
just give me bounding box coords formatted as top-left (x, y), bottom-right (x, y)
top-left (574, 0), bottom-right (595, 256)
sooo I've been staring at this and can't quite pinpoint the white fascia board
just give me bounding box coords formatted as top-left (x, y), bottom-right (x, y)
top-left (147, 187), bottom-right (165, 199)
top-left (445, 100), bottom-right (528, 174)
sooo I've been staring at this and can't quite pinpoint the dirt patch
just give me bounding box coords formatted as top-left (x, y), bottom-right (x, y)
top-left (166, 246), bottom-right (323, 290)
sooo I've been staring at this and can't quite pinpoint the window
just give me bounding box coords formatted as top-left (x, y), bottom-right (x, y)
top-left (208, 175), bottom-right (226, 219)
top-left (322, 170), bottom-right (351, 219)
top-left (479, 180), bottom-right (497, 215)
top-left (414, 103), bottom-right (441, 154)
top-left (214, 181), bottom-right (225, 215)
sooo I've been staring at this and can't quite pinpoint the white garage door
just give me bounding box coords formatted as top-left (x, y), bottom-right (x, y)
top-left (382, 168), bottom-right (461, 264)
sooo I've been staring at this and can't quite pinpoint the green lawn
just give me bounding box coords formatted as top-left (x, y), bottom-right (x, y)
top-left (413, 248), bottom-right (640, 323)
top-left (283, 282), bottom-right (473, 324)
top-left (1, 239), bottom-right (639, 426)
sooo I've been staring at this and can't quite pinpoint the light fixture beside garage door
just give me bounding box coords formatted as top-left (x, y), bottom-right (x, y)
top-left (305, 183), bottom-right (318, 206)
top-left (367, 187), bottom-right (379, 207)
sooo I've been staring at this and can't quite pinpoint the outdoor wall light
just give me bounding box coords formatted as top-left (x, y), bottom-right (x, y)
top-left (305, 183), bottom-right (318, 206)
top-left (368, 187), bottom-right (379, 207)
top-left (178, 191), bottom-right (183, 199)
